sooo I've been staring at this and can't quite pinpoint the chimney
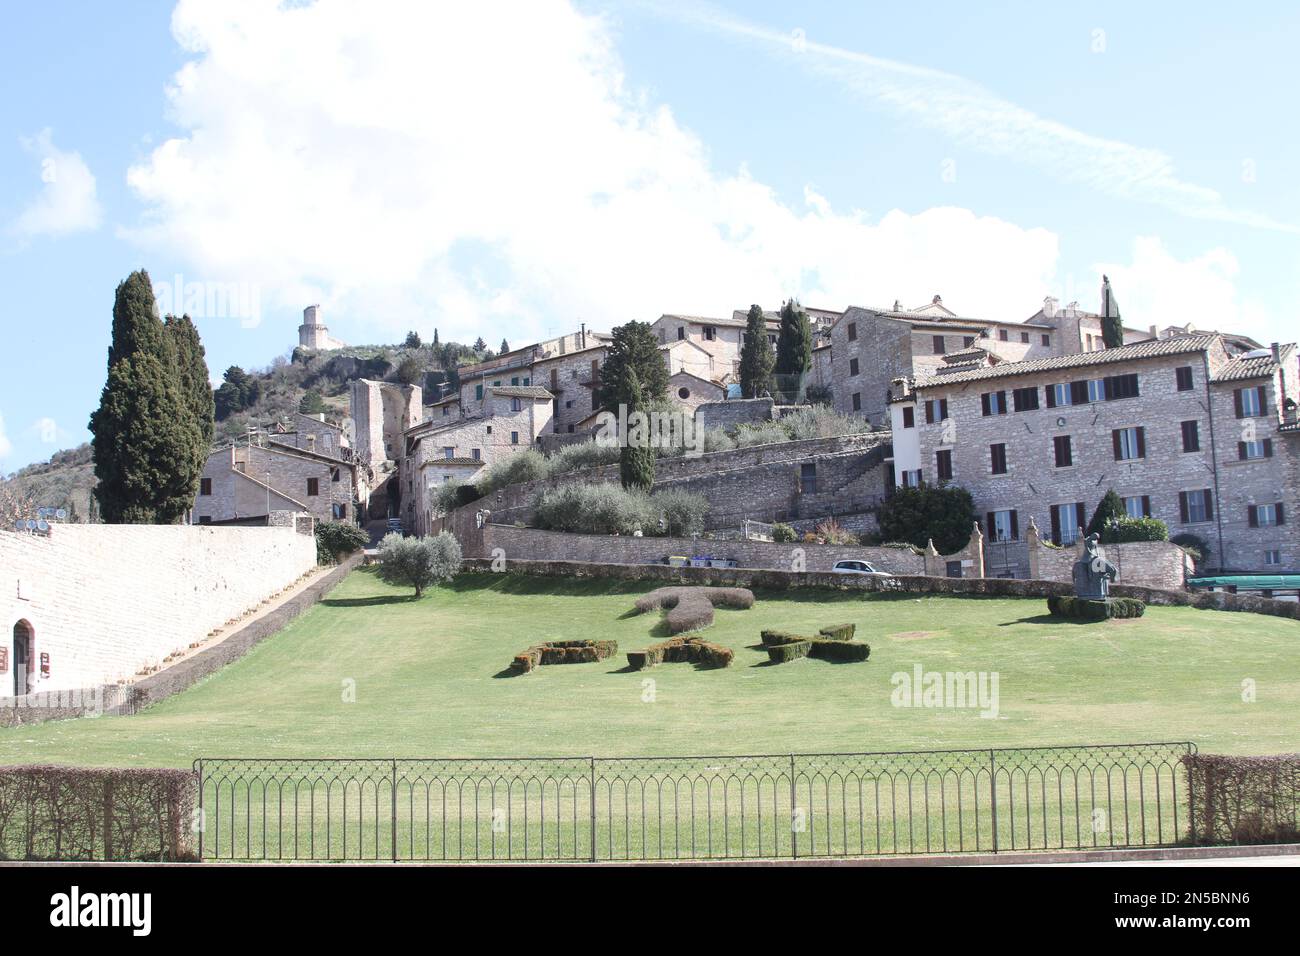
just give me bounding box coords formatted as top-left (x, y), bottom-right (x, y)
top-left (1272, 342), bottom-right (1282, 364)
top-left (1149, 325), bottom-right (1158, 339)
top-left (1042, 296), bottom-right (1058, 318)
top-left (932, 294), bottom-right (942, 305)
top-left (581, 322), bottom-right (587, 349)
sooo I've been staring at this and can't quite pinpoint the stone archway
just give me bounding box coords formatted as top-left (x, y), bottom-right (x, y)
top-left (11, 620), bottom-right (34, 697)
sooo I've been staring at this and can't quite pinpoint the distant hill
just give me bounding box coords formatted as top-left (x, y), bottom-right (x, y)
top-left (2, 335), bottom-right (493, 523)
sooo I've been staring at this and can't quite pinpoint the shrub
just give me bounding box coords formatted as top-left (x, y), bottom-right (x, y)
top-left (510, 639), bottom-right (619, 673)
top-left (533, 483), bottom-right (655, 536)
top-left (809, 639), bottom-right (870, 662)
top-left (315, 520), bottom-right (369, 564)
top-left (767, 641), bottom-right (812, 663)
top-left (627, 635), bottom-right (733, 670)
top-left (652, 488), bottom-right (710, 537)
top-left (812, 518), bottom-right (858, 546)
top-left (1183, 753), bottom-right (1300, 845)
top-left (0, 765), bottom-right (197, 861)
top-left (771, 522), bottom-right (797, 543)
top-left (477, 450), bottom-right (549, 496)
top-left (804, 383), bottom-right (833, 407)
top-left (375, 531), bottom-right (462, 597)
top-left (634, 586), bottom-right (755, 633)
top-left (818, 623), bottom-right (855, 641)
top-left (1101, 516), bottom-right (1169, 543)
top-left (1171, 532), bottom-right (1210, 565)
top-left (760, 629), bottom-right (806, 646)
top-left (1046, 595), bottom-right (1146, 619)
top-left (546, 442), bottom-right (620, 476)
top-left (430, 479), bottom-right (467, 516)
top-left (878, 484), bottom-right (976, 554)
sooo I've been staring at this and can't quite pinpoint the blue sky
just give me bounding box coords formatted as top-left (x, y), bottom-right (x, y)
top-left (2, 0), bottom-right (1298, 472)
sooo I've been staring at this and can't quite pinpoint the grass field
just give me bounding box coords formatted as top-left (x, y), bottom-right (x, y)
top-left (1, 568), bottom-right (1298, 769)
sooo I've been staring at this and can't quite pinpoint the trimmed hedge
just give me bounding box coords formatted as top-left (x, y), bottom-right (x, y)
top-left (1184, 753), bottom-right (1300, 845)
top-left (634, 586), bottom-right (755, 633)
top-left (767, 641), bottom-right (812, 664)
top-left (818, 623), bottom-right (855, 641)
top-left (809, 639), bottom-right (870, 662)
top-left (1046, 595), bottom-right (1146, 619)
top-left (627, 635), bottom-right (733, 670)
top-left (0, 765), bottom-right (197, 861)
top-left (510, 639), bottom-right (618, 674)
top-left (760, 629), bottom-right (806, 647)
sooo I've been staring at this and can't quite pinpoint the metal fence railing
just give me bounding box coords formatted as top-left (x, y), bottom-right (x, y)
top-left (195, 743), bottom-right (1195, 862)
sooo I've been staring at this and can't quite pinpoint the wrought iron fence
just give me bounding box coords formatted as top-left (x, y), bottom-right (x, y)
top-left (194, 742), bottom-right (1195, 862)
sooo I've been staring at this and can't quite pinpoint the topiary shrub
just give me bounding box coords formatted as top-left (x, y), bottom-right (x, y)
top-left (767, 640), bottom-right (812, 663)
top-left (634, 586), bottom-right (755, 633)
top-left (878, 484), bottom-right (976, 554)
top-left (1046, 595), bottom-right (1146, 620)
top-left (760, 629), bottom-right (806, 646)
top-left (627, 634), bottom-right (734, 670)
top-left (510, 639), bottom-right (618, 673)
top-left (818, 623), bottom-right (855, 641)
top-left (809, 639), bottom-right (870, 662)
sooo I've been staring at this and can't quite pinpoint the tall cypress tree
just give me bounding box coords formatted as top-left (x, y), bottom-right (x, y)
top-left (1100, 275), bottom-right (1124, 349)
top-left (90, 271), bottom-right (201, 524)
top-left (739, 303), bottom-right (774, 399)
top-left (774, 298), bottom-right (812, 402)
top-left (619, 369), bottom-right (655, 491)
top-left (601, 320), bottom-right (668, 413)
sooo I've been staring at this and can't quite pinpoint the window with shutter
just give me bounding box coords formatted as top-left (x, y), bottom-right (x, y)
top-left (902, 407), bottom-right (915, 428)
top-left (936, 449), bottom-right (953, 481)
top-left (1181, 420), bottom-right (1200, 452)
top-left (1175, 366), bottom-right (1194, 391)
top-left (990, 443), bottom-right (1008, 475)
top-left (1053, 435), bottom-right (1072, 467)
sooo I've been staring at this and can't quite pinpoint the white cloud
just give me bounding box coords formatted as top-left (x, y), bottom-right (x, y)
top-left (1093, 237), bottom-right (1276, 342)
top-left (661, 3), bottom-right (1300, 234)
top-left (0, 413), bottom-right (12, 462)
top-left (10, 129), bottom-right (103, 238)
top-left (122, 0), bottom-right (1063, 343)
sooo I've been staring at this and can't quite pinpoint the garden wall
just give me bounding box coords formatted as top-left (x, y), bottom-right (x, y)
top-left (460, 558), bottom-right (1300, 621)
top-left (1024, 518), bottom-right (1193, 592)
top-left (0, 521), bottom-right (318, 699)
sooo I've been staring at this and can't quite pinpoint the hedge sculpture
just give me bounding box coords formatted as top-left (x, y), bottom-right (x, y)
top-left (510, 639), bottom-right (619, 674)
top-left (633, 586), bottom-right (755, 633)
top-left (761, 626), bottom-right (870, 664)
top-left (1046, 595), bottom-right (1145, 620)
top-left (626, 635), bottom-right (734, 670)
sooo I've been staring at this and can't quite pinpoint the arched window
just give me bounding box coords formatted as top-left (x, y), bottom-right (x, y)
top-left (11, 620), bottom-right (34, 697)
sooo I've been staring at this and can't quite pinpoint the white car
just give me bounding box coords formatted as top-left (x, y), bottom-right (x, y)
top-left (831, 559), bottom-right (891, 576)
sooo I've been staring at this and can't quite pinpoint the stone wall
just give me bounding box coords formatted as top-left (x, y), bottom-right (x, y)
top-left (0, 523), bottom-right (318, 697)
top-left (1024, 519), bottom-right (1193, 591)
top-left (477, 523), bottom-right (927, 574)
top-left (695, 397), bottom-right (774, 432)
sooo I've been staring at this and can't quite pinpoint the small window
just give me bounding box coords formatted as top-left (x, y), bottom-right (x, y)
top-left (981, 391), bottom-right (1007, 416)
top-left (442, 406), bottom-right (450, 417)
top-left (1180, 490), bottom-right (1213, 524)
top-left (511, 397), bottom-right (522, 412)
top-left (1175, 366), bottom-right (1194, 391)
top-left (331, 468), bottom-right (340, 483)
top-left (1103, 373), bottom-right (1140, 401)
top-left (847, 322), bottom-right (857, 342)
top-left (511, 377), bottom-right (519, 386)
top-left (849, 357), bottom-right (859, 377)
top-left (1181, 420), bottom-right (1200, 453)
top-left (1238, 440), bottom-right (1272, 461)
top-left (1264, 550), bottom-right (1282, 566)
top-left (1053, 435), bottom-right (1072, 468)
top-left (963, 336), bottom-right (975, 348)
top-left (990, 443), bottom-right (1008, 475)
top-left (1052, 503), bottom-right (1083, 545)
top-left (998, 329), bottom-right (1008, 342)
top-left (990, 510), bottom-right (1018, 543)
top-left (932, 335), bottom-right (945, 354)
top-left (197, 514), bottom-right (212, 525)
top-left (511, 431), bottom-right (519, 445)
top-left (800, 462), bottom-right (817, 494)
top-left (902, 406), bottom-right (915, 429)
top-left (199, 478), bottom-right (212, 496)
top-left (703, 327), bottom-right (716, 341)
top-left (1122, 495), bottom-right (1151, 518)
top-left (1046, 383), bottom-right (1073, 408)
top-left (852, 392), bottom-right (861, 412)
top-left (443, 446), bottom-right (455, 459)
top-left (1041, 334), bottom-right (1050, 347)
top-left (935, 449), bottom-right (953, 481)
top-left (1020, 331), bottom-right (1030, 344)
top-left (677, 327), bottom-right (685, 340)
top-left (471, 448), bottom-right (481, 461)
top-left (475, 384), bottom-right (483, 400)
top-left (678, 386), bottom-right (690, 399)
top-left (1012, 387), bottom-right (1039, 412)
top-left (1249, 503), bottom-right (1285, 528)
top-left (306, 477), bottom-right (320, 497)
top-left (1235, 386), bottom-right (1265, 417)
top-left (924, 399), bottom-right (948, 424)
top-left (1113, 427), bottom-right (1145, 461)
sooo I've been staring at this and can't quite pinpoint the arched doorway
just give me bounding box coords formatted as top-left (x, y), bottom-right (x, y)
top-left (12, 621), bottom-right (33, 697)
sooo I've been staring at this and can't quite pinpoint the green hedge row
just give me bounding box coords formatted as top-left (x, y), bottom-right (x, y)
top-left (511, 639), bottom-right (619, 673)
top-left (763, 624), bottom-right (870, 664)
top-left (627, 635), bottom-right (734, 670)
top-left (1046, 596), bottom-right (1146, 620)
top-left (767, 641), bottom-right (812, 663)
top-left (818, 623), bottom-right (855, 641)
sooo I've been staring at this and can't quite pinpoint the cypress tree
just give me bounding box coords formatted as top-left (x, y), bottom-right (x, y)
top-left (1087, 488), bottom-right (1127, 538)
top-left (165, 313), bottom-right (215, 514)
top-left (601, 320), bottom-right (668, 413)
top-left (774, 298), bottom-right (812, 402)
top-left (739, 303), bottom-right (774, 398)
top-left (1100, 275), bottom-right (1124, 349)
top-left (500, 338), bottom-right (510, 354)
top-left (619, 369), bottom-right (655, 491)
top-left (89, 271), bottom-right (198, 524)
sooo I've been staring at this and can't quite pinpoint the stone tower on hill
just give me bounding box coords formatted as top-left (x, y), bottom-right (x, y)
top-left (298, 304), bottom-right (345, 351)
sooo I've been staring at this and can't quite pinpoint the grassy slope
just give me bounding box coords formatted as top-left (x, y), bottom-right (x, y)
top-left (2, 569), bottom-right (1297, 767)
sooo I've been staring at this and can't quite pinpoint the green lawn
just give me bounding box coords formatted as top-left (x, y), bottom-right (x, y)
top-left (2, 569), bottom-right (1298, 768)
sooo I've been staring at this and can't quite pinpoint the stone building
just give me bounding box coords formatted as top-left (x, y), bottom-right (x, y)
top-left (668, 371), bottom-right (725, 411)
top-left (888, 334), bottom-right (1298, 577)
top-left (195, 439), bottom-right (359, 525)
top-left (297, 304), bottom-right (346, 351)
top-left (268, 412), bottom-right (352, 460)
top-left (404, 385), bottom-right (555, 535)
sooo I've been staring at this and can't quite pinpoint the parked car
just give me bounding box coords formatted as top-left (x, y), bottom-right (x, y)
top-left (831, 559), bottom-right (891, 577)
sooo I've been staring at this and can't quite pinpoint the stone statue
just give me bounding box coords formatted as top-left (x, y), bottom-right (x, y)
top-left (1072, 533), bottom-right (1118, 599)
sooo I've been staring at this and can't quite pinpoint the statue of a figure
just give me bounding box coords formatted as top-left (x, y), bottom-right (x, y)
top-left (1072, 533), bottom-right (1118, 599)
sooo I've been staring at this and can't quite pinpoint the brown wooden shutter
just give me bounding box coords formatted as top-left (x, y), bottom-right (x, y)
top-left (1050, 505), bottom-right (1061, 544)
top-left (1238, 441), bottom-right (1247, 460)
top-left (1257, 386), bottom-right (1268, 415)
top-left (940, 399), bottom-right (948, 419)
top-left (1046, 385), bottom-right (1056, 408)
top-left (1204, 491), bottom-right (1213, 521)
top-left (1071, 381), bottom-right (1088, 404)
top-left (1141, 495), bottom-right (1151, 518)
top-left (1264, 439), bottom-right (1273, 458)
top-left (1075, 502), bottom-right (1087, 531)
top-left (981, 393), bottom-right (991, 416)
top-left (1179, 492), bottom-right (1189, 523)
top-left (1112, 430), bottom-right (1123, 460)
top-left (1135, 427), bottom-right (1145, 458)
top-left (997, 391), bottom-right (1007, 414)
top-left (1248, 505), bottom-right (1258, 528)
top-left (1010, 510), bottom-right (1019, 540)
top-left (1278, 503), bottom-right (1286, 525)
top-left (987, 512), bottom-right (996, 541)
top-left (925, 401), bottom-right (935, 425)
top-left (1234, 388), bottom-right (1244, 418)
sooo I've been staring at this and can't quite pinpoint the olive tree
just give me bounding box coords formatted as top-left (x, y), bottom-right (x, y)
top-left (375, 531), bottom-right (463, 597)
